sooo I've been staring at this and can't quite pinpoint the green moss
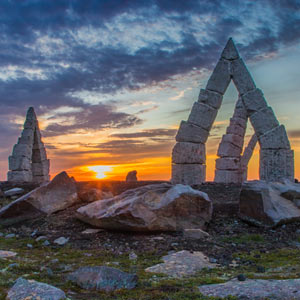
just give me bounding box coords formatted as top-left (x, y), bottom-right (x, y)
top-left (221, 234), bottom-right (265, 244)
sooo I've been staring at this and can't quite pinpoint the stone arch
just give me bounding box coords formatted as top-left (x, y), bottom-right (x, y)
top-left (171, 38), bottom-right (294, 184)
top-left (7, 107), bottom-right (50, 183)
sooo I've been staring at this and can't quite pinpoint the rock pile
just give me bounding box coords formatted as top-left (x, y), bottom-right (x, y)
top-left (7, 107), bottom-right (50, 183)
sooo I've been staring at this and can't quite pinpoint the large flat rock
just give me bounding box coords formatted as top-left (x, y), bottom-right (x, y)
top-left (0, 171), bottom-right (78, 226)
top-left (199, 278), bottom-right (300, 299)
top-left (146, 250), bottom-right (216, 278)
top-left (7, 277), bottom-right (66, 300)
top-left (76, 183), bottom-right (212, 232)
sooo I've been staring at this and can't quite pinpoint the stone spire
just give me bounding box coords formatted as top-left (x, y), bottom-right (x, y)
top-left (7, 107), bottom-right (50, 183)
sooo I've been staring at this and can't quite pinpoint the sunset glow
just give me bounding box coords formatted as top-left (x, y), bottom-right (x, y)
top-left (88, 165), bottom-right (113, 179)
top-left (0, 1), bottom-right (299, 182)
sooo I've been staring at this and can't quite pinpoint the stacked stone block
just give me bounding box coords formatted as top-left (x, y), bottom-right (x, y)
top-left (7, 107), bottom-right (50, 183)
top-left (172, 38), bottom-right (294, 184)
top-left (214, 99), bottom-right (247, 183)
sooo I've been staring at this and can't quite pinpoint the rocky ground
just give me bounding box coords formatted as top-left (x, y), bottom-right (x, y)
top-left (1, 181), bottom-right (300, 299)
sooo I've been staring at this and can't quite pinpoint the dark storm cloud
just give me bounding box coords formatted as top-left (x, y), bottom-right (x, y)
top-left (0, 0), bottom-right (299, 137)
top-left (43, 103), bottom-right (142, 137)
top-left (110, 128), bottom-right (177, 139)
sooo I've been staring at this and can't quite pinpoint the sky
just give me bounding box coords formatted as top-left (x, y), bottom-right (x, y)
top-left (0, 0), bottom-right (299, 181)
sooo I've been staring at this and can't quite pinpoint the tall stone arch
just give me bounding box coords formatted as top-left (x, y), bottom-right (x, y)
top-left (172, 38), bottom-right (294, 184)
top-left (7, 107), bottom-right (50, 183)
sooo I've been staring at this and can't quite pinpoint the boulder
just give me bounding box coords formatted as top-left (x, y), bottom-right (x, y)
top-left (199, 278), bottom-right (300, 299)
top-left (0, 171), bottom-right (78, 226)
top-left (4, 188), bottom-right (24, 197)
top-left (126, 170), bottom-right (137, 182)
top-left (145, 250), bottom-right (216, 278)
top-left (7, 277), bottom-right (66, 300)
top-left (239, 180), bottom-right (300, 227)
top-left (67, 266), bottom-right (137, 291)
top-left (79, 188), bottom-right (113, 203)
top-left (76, 183), bottom-right (212, 232)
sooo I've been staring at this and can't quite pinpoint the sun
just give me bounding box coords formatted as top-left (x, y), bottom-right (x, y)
top-left (88, 165), bottom-right (112, 179)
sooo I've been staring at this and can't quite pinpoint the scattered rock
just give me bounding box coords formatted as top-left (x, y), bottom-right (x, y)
top-left (145, 250), bottom-right (216, 278)
top-left (7, 277), bottom-right (66, 300)
top-left (81, 228), bottom-right (104, 234)
top-left (129, 252), bottom-right (138, 260)
top-left (5, 233), bottom-right (16, 238)
top-left (43, 240), bottom-right (50, 246)
top-left (126, 170), bottom-right (138, 182)
top-left (0, 188), bottom-right (5, 198)
top-left (79, 188), bottom-right (113, 203)
top-left (240, 180), bottom-right (300, 226)
top-left (0, 171), bottom-right (78, 226)
top-left (54, 237), bottom-right (69, 245)
top-left (198, 278), bottom-right (300, 299)
top-left (26, 244), bottom-right (33, 249)
top-left (67, 266), bottom-right (138, 292)
top-left (36, 235), bottom-right (48, 242)
top-left (77, 183), bottom-right (212, 232)
top-left (183, 228), bottom-right (209, 240)
top-left (4, 188), bottom-right (24, 197)
top-left (0, 250), bottom-right (17, 259)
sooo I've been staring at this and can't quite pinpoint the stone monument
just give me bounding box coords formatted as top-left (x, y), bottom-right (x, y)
top-left (7, 107), bottom-right (50, 183)
top-left (172, 38), bottom-right (294, 184)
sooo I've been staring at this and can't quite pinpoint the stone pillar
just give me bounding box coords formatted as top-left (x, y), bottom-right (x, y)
top-left (214, 98), bottom-right (247, 183)
top-left (7, 107), bottom-right (50, 183)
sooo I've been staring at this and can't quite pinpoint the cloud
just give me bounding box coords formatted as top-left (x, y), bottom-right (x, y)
top-left (288, 130), bottom-right (300, 138)
top-left (110, 128), bottom-right (177, 138)
top-left (43, 103), bottom-right (143, 137)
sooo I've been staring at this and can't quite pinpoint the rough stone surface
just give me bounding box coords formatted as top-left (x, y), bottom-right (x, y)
top-left (0, 250), bottom-right (17, 258)
top-left (79, 188), bottom-right (113, 203)
top-left (145, 250), bottom-right (216, 278)
top-left (217, 141), bottom-right (242, 157)
top-left (231, 58), bottom-right (256, 95)
top-left (171, 164), bottom-right (206, 185)
top-left (175, 121), bottom-right (209, 144)
top-left (76, 183), bottom-right (212, 232)
top-left (198, 88), bottom-right (223, 109)
top-left (7, 170), bottom-right (32, 182)
top-left (241, 134), bottom-right (258, 169)
top-left (260, 149), bottom-right (294, 181)
top-left (8, 156), bottom-right (31, 171)
top-left (221, 38), bottom-right (240, 60)
top-left (241, 88), bottom-right (268, 115)
top-left (259, 125), bottom-right (290, 149)
top-left (226, 122), bottom-right (246, 137)
top-left (172, 142), bottom-right (205, 164)
top-left (67, 266), bottom-right (138, 291)
top-left (239, 180), bottom-right (300, 226)
top-left (188, 102), bottom-right (218, 131)
top-left (4, 188), bottom-right (24, 197)
top-left (8, 107), bottom-right (50, 183)
top-left (215, 157), bottom-right (240, 170)
top-left (214, 170), bottom-right (243, 183)
top-left (7, 277), bottom-right (66, 300)
top-left (249, 106), bottom-right (279, 137)
top-left (198, 278), bottom-right (300, 299)
top-left (206, 59), bottom-right (231, 94)
top-left (220, 134), bottom-right (244, 149)
top-left (54, 237), bottom-right (69, 245)
top-left (183, 229), bottom-right (209, 240)
top-left (126, 170), bottom-right (138, 182)
top-left (0, 171), bottom-right (78, 226)
top-left (232, 98), bottom-right (248, 120)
